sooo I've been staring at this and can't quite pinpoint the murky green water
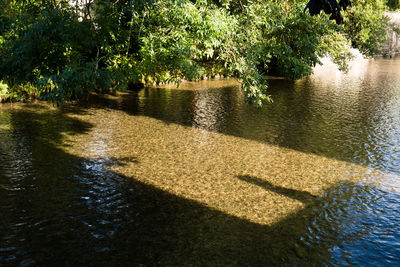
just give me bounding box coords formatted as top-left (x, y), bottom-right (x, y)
top-left (1, 57), bottom-right (400, 266)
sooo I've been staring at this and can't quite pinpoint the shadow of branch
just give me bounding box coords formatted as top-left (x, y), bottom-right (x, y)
top-left (237, 175), bottom-right (317, 203)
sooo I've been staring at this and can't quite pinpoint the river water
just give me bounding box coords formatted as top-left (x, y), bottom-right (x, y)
top-left (1, 57), bottom-right (399, 266)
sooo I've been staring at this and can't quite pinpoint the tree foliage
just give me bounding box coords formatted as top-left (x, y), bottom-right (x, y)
top-left (344, 0), bottom-right (389, 56)
top-left (0, 0), bottom-right (392, 105)
top-left (386, 0), bottom-right (400, 10)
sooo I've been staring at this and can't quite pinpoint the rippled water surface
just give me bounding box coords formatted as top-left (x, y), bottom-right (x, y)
top-left (1, 57), bottom-right (400, 266)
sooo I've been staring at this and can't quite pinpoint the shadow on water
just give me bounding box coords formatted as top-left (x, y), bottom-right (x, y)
top-left (237, 175), bottom-right (317, 203)
top-left (0, 105), bottom-right (385, 266)
top-left (83, 76), bottom-right (399, 173)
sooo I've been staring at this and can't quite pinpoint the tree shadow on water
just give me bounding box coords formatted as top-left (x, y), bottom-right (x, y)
top-left (107, 174), bottom-right (374, 266)
top-left (0, 105), bottom-right (377, 266)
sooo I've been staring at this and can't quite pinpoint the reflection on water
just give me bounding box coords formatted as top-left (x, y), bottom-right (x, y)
top-left (1, 57), bottom-right (400, 265)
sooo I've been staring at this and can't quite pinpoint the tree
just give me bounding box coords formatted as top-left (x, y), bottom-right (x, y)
top-left (0, 0), bottom-right (392, 105)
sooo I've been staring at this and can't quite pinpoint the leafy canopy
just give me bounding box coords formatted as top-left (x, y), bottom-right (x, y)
top-left (0, 0), bottom-right (392, 105)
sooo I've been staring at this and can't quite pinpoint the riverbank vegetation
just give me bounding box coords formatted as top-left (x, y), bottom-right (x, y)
top-left (0, 0), bottom-right (393, 105)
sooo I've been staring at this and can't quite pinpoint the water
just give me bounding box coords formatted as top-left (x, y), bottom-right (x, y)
top-left (0, 57), bottom-right (399, 265)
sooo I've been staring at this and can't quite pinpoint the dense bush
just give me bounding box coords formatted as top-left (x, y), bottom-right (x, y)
top-left (0, 0), bottom-right (392, 105)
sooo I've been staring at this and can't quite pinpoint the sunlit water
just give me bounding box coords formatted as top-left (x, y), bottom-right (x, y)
top-left (1, 57), bottom-right (399, 266)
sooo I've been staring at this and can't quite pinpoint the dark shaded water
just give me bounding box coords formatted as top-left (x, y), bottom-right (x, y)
top-left (1, 57), bottom-right (400, 266)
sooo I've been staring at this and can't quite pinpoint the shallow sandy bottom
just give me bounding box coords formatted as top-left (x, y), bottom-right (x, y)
top-left (50, 99), bottom-right (384, 226)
